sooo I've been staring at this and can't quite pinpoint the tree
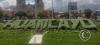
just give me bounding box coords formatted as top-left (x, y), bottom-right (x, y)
top-left (37, 12), bottom-right (46, 19)
top-left (15, 11), bottom-right (27, 19)
top-left (84, 9), bottom-right (92, 19)
top-left (0, 8), bottom-right (3, 19)
top-left (63, 12), bottom-right (69, 19)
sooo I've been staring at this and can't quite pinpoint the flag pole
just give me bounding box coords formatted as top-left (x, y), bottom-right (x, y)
top-left (35, 0), bottom-right (37, 19)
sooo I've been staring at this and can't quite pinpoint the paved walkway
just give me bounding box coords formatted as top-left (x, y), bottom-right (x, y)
top-left (29, 31), bottom-right (48, 45)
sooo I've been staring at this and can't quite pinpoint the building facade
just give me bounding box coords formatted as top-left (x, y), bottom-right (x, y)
top-left (68, 2), bottom-right (77, 11)
top-left (16, 0), bottom-right (26, 12)
top-left (16, 0), bottom-right (44, 18)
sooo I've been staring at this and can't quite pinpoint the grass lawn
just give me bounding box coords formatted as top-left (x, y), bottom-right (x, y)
top-left (0, 30), bottom-right (35, 45)
top-left (94, 21), bottom-right (100, 29)
top-left (42, 22), bottom-right (100, 45)
top-left (0, 21), bottom-right (99, 45)
top-left (42, 31), bottom-right (100, 45)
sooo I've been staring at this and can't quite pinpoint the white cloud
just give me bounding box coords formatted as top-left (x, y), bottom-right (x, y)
top-left (6, 0), bottom-right (16, 6)
top-left (5, 0), bottom-right (16, 5)
top-left (0, 0), bottom-right (16, 7)
top-left (0, 0), bottom-right (99, 8)
top-left (26, 0), bottom-right (35, 4)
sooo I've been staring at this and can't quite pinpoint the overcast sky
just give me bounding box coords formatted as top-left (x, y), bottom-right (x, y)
top-left (0, 0), bottom-right (100, 9)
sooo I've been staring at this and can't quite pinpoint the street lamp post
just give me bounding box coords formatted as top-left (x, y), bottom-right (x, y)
top-left (52, 0), bottom-right (54, 19)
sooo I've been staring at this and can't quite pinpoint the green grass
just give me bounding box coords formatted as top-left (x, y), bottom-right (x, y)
top-left (42, 22), bottom-right (100, 45)
top-left (42, 31), bottom-right (100, 45)
top-left (0, 21), bottom-right (99, 45)
top-left (0, 30), bottom-right (34, 45)
top-left (94, 22), bottom-right (100, 29)
top-left (0, 30), bottom-right (100, 45)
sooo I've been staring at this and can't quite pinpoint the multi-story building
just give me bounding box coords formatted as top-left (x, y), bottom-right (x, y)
top-left (35, 0), bottom-right (44, 13)
top-left (16, 0), bottom-right (44, 18)
top-left (68, 2), bottom-right (77, 11)
top-left (68, 0), bottom-right (78, 19)
top-left (16, 0), bottom-right (26, 12)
